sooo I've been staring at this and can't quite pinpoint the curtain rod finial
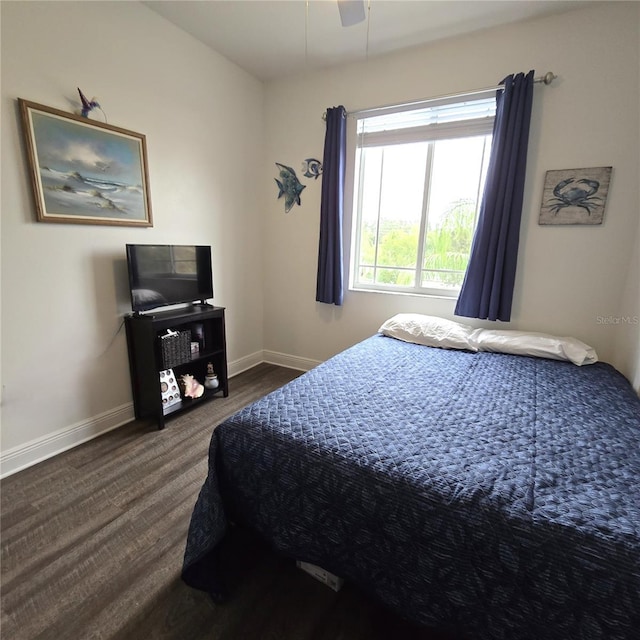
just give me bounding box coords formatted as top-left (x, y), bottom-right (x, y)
top-left (542, 72), bottom-right (556, 85)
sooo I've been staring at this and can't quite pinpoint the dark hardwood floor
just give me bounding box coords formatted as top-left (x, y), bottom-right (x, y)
top-left (1, 364), bottom-right (456, 640)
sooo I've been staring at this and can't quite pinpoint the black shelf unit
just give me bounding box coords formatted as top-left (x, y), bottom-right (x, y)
top-left (125, 305), bottom-right (228, 429)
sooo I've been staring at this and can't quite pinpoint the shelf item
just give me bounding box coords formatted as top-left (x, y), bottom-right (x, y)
top-left (125, 305), bottom-right (228, 429)
top-left (159, 368), bottom-right (181, 412)
top-left (160, 330), bottom-right (192, 369)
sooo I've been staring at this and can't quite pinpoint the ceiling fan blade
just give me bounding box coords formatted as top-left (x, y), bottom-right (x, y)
top-left (337, 0), bottom-right (366, 27)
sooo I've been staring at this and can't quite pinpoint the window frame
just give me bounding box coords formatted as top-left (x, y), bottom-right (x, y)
top-left (349, 91), bottom-right (496, 299)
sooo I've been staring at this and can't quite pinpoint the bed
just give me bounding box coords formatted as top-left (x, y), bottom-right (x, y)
top-left (182, 315), bottom-right (640, 640)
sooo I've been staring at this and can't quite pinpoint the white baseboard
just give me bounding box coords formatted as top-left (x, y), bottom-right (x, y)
top-left (230, 350), bottom-right (320, 375)
top-left (0, 403), bottom-right (134, 479)
top-left (227, 350), bottom-right (265, 377)
top-left (0, 351), bottom-right (319, 479)
top-left (263, 349), bottom-right (320, 372)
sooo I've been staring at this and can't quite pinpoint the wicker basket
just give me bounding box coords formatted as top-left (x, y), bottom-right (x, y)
top-left (160, 330), bottom-right (192, 369)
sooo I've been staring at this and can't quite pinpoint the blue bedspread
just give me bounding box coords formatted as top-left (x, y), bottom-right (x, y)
top-left (182, 334), bottom-right (640, 640)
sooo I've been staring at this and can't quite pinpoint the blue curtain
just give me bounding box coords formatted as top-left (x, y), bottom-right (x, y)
top-left (455, 71), bottom-right (535, 322)
top-left (316, 106), bottom-right (346, 305)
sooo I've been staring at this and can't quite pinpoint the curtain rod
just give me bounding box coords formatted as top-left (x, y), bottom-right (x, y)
top-left (322, 71), bottom-right (556, 121)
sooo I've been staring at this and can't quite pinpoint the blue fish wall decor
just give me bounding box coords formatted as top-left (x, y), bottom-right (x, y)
top-left (275, 162), bottom-right (306, 213)
top-left (302, 158), bottom-right (323, 180)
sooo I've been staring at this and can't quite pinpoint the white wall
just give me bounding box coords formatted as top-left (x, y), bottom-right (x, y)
top-left (611, 1), bottom-right (640, 394)
top-left (1, 1), bottom-right (264, 472)
top-left (1, 2), bottom-right (639, 477)
top-left (263, 2), bottom-right (640, 387)
top-left (613, 215), bottom-right (640, 393)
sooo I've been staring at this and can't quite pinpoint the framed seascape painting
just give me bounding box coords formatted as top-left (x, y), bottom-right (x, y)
top-left (19, 99), bottom-right (153, 227)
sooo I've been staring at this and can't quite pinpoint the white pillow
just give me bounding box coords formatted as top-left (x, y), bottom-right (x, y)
top-left (379, 314), bottom-right (476, 351)
top-left (468, 329), bottom-right (598, 366)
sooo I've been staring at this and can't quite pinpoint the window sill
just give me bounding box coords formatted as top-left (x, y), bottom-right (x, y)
top-left (349, 286), bottom-right (459, 301)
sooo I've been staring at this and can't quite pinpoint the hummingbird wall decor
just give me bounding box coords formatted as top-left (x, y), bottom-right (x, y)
top-left (77, 87), bottom-right (106, 121)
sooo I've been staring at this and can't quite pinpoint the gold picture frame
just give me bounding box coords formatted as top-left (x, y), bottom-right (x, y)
top-left (19, 98), bottom-right (153, 227)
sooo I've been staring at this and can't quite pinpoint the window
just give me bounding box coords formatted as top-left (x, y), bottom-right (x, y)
top-left (351, 93), bottom-right (496, 297)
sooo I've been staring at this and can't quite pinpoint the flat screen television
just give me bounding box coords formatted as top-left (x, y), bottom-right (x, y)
top-left (126, 244), bottom-right (213, 312)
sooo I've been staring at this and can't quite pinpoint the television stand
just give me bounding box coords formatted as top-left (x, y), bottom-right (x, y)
top-left (125, 305), bottom-right (228, 429)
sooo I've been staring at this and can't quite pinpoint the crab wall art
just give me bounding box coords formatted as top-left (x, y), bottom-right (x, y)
top-left (539, 166), bottom-right (612, 225)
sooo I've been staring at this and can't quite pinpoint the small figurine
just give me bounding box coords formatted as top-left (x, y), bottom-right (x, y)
top-left (77, 87), bottom-right (106, 121)
top-left (180, 373), bottom-right (204, 399)
top-left (204, 363), bottom-right (219, 390)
